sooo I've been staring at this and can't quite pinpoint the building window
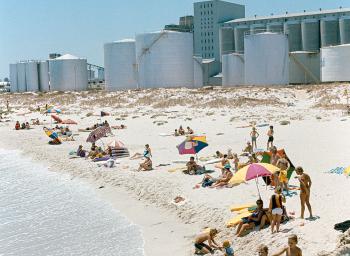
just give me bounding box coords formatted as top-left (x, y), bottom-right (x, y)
top-left (211, 10), bottom-right (213, 15)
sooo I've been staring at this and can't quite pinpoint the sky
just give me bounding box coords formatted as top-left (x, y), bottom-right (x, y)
top-left (1, 0), bottom-right (349, 79)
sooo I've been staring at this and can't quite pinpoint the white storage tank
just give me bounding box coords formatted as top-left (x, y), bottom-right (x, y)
top-left (49, 54), bottom-right (88, 91)
top-left (284, 21), bottom-right (302, 52)
top-left (135, 30), bottom-right (194, 88)
top-left (339, 16), bottom-right (350, 45)
top-left (301, 19), bottom-right (320, 51)
top-left (219, 27), bottom-right (235, 59)
top-left (320, 17), bottom-right (339, 47)
top-left (234, 25), bottom-right (249, 53)
top-left (267, 22), bottom-right (283, 33)
top-left (25, 61), bottom-right (39, 92)
top-left (193, 56), bottom-right (203, 88)
top-left (222, 53), bottom-right (244, 86)
top-left (39, 61), bottom-right (50, 92)
top-left (104, 39), bottom-right (137, 91)
top-left (321, 44), bottom-right (350, 82)
top-left (17, 62), bottom-right (27, 92)
top-left (9, 64), bottom-right (18, 92)
top-left (289, 51), bottom-right (320, 84)
top-left (245, 33), bottom-right (289, 85)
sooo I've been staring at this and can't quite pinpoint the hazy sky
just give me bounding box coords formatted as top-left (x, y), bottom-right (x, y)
top-left (1, 0), bottom-right (349, 79)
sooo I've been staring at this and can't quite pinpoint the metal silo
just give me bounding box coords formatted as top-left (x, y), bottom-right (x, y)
top-left (17, 62), bottom-right (27, 92)
top-left (9, 64), bottom-right (18, 92)
top-left (25, 61), bottom-right (39, 92)
top-left (193, 56), bottom-right (203, 88)
top-left (49, 54), bottom-right (88, 91)
top-left (234, 25), bottom-right (249, 53)
top-left (135, 30), bottom-right (194, 88)
top-left (39, 61), bottom-right (50, 92)
top-left (104, 39), bottom-right (137, 91)
top-left (320, 17), bottom-right (340, 47)
top-left (284, 21), bottom-right (302, 52)
top-left (245, 33), bottom-right (289, 85)
top-left (289, 51), bottom-right (320, 84)
top-left (321, 44), bottom-right (350, 82)
top-left (267, 22), bottom-right (283, 33)
top-left (301, 19), bottom-right (320, 51)
top-left (222, 53), bottom-right (244, 86)
top-left (339, 16), bottom-right (350, 45)
top-left (250, 24), bottom-right (266, 34)
top-left (219, 27), bottom-right (235, 60)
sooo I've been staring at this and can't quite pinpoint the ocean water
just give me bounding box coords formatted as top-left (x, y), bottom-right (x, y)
top-left (0, 149), bottom-right (144, 256)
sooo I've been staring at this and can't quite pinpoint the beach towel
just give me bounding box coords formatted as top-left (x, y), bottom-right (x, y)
top-left (334, 220), bottom-right (350, 233)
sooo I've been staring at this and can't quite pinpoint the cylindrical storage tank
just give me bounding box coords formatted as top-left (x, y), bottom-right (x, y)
top-left (222, 53), bottom-right (244, 86)
top-left (135, 31), bottom-right (194, 88)
top-left (38, 61), bottom-right (50, 92)
top-left (267, 22), bottom-right (283, 33)
top-left (104, 40), bottom-right (137, 91)
top-left (17, 62), bottom-right (27, 92)
top-left (234, 25), bottom-right (249, 53)
top-left (97, 69), bottom-right (104, 80)
top-left (245, 33), bottom-right (289, 85)
top-left (289, 51), bottom-right (320, 84)
top-left (250, 24), bottom-right (266, 35)
top-left (9, 64), bottom-right (18, 92)
top-left (320, 17), bottom-right (340, 47)
top-left (284, 21), bottom-right (302, 52)
top-left (302, 19), bottom-right (320, 51)
top-left (321, 44), bottom-right (350, 82)
top-left (193, 56), bottom-right (203, 88)
top-left (25, 61), bottom-right (39, 92)
top-left (219, 27), bottom-right (235, 60)
top-left (49, 54), bottom-right (88, 91)
top-left (339, 16), bottom-right (350, 44)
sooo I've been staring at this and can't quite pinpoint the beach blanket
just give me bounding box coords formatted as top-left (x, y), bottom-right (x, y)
top-left (334, 220), bottom-right (350, 233)
top-left (325, 167), bottom-right (345, 174)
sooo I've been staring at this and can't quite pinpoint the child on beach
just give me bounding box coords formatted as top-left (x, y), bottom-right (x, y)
top-left (222, 240), bottom-right (234, 256)
top-left (267, 126), bottom-right (274, 150)
top-left (250, 127), bottom-right (259, 149)
top-left (272, 235), bottom-right (302, 256)
top-left (258, 244), bottom-right (269, 256)
top-left (233, 154), bottom-right (239, 172)
top-left (194, 228), bottom-right (220, 255)
top-left (269, 186), bottom-right (285, 233)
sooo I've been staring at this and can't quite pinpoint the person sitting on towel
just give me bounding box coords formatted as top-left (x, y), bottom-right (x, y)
top-left (215, 151), bottom-right (224, 158)
top-left (186, 126), bottom-right (194, 135)
top-left (25, 122), bottom-right (30, 129)
top-left (174, 129), bottom-right (180, 136)
top-left (185, 156), bottom-right (202, 175)
top-left (77, 145), bottom-right (86, 158)
top-left (138, 156), bottom-right (152, 171)
top-left (194, 228), bottom-right (220, 255)
top-left (15, 121), bottom-right (20, 130)
top-left (211, 165), bottom-right (233, 188)
top-left (242, 142), bottom-right (253, 156)
top-left (178, 125), bottom-right (185, 135)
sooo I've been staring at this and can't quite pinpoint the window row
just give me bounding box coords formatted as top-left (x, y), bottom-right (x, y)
top-left (200, 3), bottom-right (213, 8)
top-left (201, 10), bottom-right (214, 16)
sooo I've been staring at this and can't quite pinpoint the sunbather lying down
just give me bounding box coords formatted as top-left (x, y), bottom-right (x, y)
top-left (111, 124), bottom-right (127, 129)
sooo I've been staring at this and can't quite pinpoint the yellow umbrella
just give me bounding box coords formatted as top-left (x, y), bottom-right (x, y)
top-left (344, 166), bottom-right (350, 176)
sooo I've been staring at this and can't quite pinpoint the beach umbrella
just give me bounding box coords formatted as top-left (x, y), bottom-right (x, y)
top-left (43, 127), bottom-right (59, 140)
top-left (177, 136), bottom-right (208, 156)
top-left (229, 163), bottom-right (280, 197)
top-left (61, 119), bottom-right (77, 125)
top-left (86, 126), bottom-right (112, 143)
top-left (344, 166), bottom-right (350, 176)
top-left (51, 114), bottom-right (63, 123)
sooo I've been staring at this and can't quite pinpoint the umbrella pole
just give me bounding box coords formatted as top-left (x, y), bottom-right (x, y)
top-left (255, 177), bottom-right (261, 199)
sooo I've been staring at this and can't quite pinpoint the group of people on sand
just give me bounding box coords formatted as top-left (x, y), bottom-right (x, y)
top-left (175, 125), bottom-right (194, 136)
top-left (15, 121), bottom-right (30, 130)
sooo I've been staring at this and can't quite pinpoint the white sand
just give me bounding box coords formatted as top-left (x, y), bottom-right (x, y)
top-left (0, 84), bottom-right (350, 255)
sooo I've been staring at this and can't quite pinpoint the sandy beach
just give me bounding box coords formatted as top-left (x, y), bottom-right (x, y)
top-left (1, 84), bottom-right (350, 255)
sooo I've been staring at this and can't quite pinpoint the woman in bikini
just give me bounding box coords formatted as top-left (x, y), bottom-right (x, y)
top-left (269, 186), bottom-right (285, 233)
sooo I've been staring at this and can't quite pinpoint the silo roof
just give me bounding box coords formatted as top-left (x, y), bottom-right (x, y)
top-left (55, 54), bottom-right (81, 60)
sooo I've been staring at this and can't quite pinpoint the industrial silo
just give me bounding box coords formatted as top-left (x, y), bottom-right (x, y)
top-left (284, 21), bottom-right (302, 52)
top-left (222, 53), bottom-right (244, 86)
top-left (320, 17), bottom-right (340, 47)
top-left (339, 16), bottom-right (350, 44)
top-left (250, 24), bottom-right (266, 35)
top-left (135, 30), bottom-right (194, 88)
top-left (25, 61), bottom-right (39, 92)
top-left (104, 39), bottom-right (137, 91)
top-left (49, 54), bottom-right (88, 91)
top-left (301, 19), bottom-right (320, 51)
top-left (267, 22), bottom-right (283, 33)
top-left (17, 62), bottom-right (27, 92)
top-left (9, 64), bottom-right (18, 92)
top-left (39, 61), bottom-right (50, 92)
top-left (219, 27), bottom-right (235, 59)
top-left (245, 33), bottom-right (289, 85)
top-left (321, 44), bottom-right (350, 82)
top-left (193, 56), bottom-right (203, 88)
top-left (234, 25), bottom-right (249, 53)
top-left (289, 51), bottom-right (320, 84)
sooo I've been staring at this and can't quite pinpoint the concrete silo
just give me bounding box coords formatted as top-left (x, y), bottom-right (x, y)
top-left (267, 22), bottom-right (283, 33)
top-left (244, 32), bottom-right (289, 85)
top-left (250, 24), bottom-right (266, 35)
top-left (339, 16), bottom-right (350, 45)
top-left (25, 61), bottom-right (39, 92)
top-left (222, 53), bottom-right (244, 86)
top-left (284, 21), bottom-right (302, 52)
top-left (193, 56), bottom-right (203, 88)
top-left (39, 61), bottom-right (50, 92)
top-left (104, 39), bottom-right (137, 91)
top-left (320, 17), bottom-right (340, 47)
top-left (301, 19), bottom-right (320, 51)
top-left (289, 51), bottom-right (320, 84)
top-left (49, 54), bottom-right (88, 91)
top-left (234, 25), bottom-right (249, 53)
top-left (9, 64), bottom-right (18, 92)
top-left (17, 62), bottom-right (27, 92)
top-left (321, 44), bottom-right (350, 82)
top-left (219, 27), bottom-right (235, 59)
top-left (135, 30), bottom-right (194, 88)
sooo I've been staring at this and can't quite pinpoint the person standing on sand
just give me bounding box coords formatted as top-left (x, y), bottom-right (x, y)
top-left (295, 167), bottom-right (313, 219)
top-left (194, 228), bottom-right (221, 255)
top-left (276, 157), bottom-right (290, 195)
top-left (250, 127), bottom-right (259, 150)
top-left (272, 235), bottom-right (302, 256)
top-left (269, 186), bottom-right (285, 233)
top-left (267, 126), bottom-right (274, 150)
